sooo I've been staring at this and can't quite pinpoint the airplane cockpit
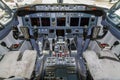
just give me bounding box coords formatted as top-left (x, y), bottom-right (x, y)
top-left (0, 0), bottom-right (120, 80)
top-left (16, 3), bottom-right (105, 54)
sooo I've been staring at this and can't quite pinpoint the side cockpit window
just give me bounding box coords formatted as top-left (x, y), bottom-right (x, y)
top-left (108, 1), bottom-right (120, 29)
top-left (0, 1), bottom-right (12, 31)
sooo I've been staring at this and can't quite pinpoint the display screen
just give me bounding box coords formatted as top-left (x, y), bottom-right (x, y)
top-left (66, 29), bottom-right (71, 33)
top-left (70, 17), bottom-right (79, 26)
top-left (49, 29), bottom-right (54, 33)
top-left (80, 17), bottom-right (90, 26)
top-left (31, 18), bottom-right (40, 26)
top-left (56, 30), bottom-right (65, 36)
top-left (57, 17), bottom-right (66, 26)
top-left (41, 17), bottom-right (50, 26)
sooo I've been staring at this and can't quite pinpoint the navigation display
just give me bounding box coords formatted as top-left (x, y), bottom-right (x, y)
top-left (70, 17), bottom-right (79, 26)
top-left (57, 17), bottom-right (66, 26)
top-left (80, 17), bottom-right (90, 26)
top-left (41, 17), bottom-right (50, 26)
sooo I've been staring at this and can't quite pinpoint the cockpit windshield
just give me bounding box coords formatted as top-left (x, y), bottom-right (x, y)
top-left (3, 0), bottom-right (116, 9)
top-left (115, 8), bottom-right (120, 16)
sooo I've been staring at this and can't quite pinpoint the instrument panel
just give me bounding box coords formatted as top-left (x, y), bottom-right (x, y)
top-left (17, 4), bottom-right (105, 38)
top-left (22, 12), bottom-right (97, 36)
top-left (23, 12), bottom-right (97, 27)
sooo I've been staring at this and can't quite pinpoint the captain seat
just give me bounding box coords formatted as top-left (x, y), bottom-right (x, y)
top-left (0, 50), bottom-right (37, 79)
top-left (83, 50), bottom-right (120, 80)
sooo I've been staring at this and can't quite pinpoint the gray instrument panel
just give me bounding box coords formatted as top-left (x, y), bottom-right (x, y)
top-left (22, 12), bottom-right (97, 36)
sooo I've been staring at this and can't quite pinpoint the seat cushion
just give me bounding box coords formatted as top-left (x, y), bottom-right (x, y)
top-left (0, 50), bottom-right (37, 79)
top-left (20, 50), bottom-right (37, 79)
top-left (0, 51), bottom-right (20, 78)
top-left (83, 50), bottom-right (120, 80)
